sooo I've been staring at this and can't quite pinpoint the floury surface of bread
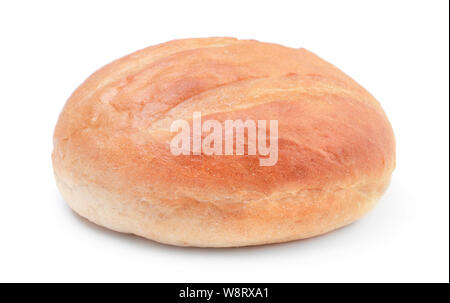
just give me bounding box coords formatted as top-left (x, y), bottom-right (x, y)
top-left (52, 37), bottom-right (395, 247)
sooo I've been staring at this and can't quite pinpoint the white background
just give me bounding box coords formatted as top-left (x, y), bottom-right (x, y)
top-left (0, 0), bottom-right (448, 283)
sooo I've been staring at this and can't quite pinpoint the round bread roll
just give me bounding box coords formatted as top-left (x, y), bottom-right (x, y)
top-left (52, 37), bottom-right (395, 247)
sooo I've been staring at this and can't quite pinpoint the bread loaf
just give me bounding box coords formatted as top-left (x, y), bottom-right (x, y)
top-left (52, 37), bottom-right (395, 247)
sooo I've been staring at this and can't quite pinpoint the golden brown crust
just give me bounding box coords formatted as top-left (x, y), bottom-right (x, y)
top-left (52, 37), bottom-right (395, 247)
